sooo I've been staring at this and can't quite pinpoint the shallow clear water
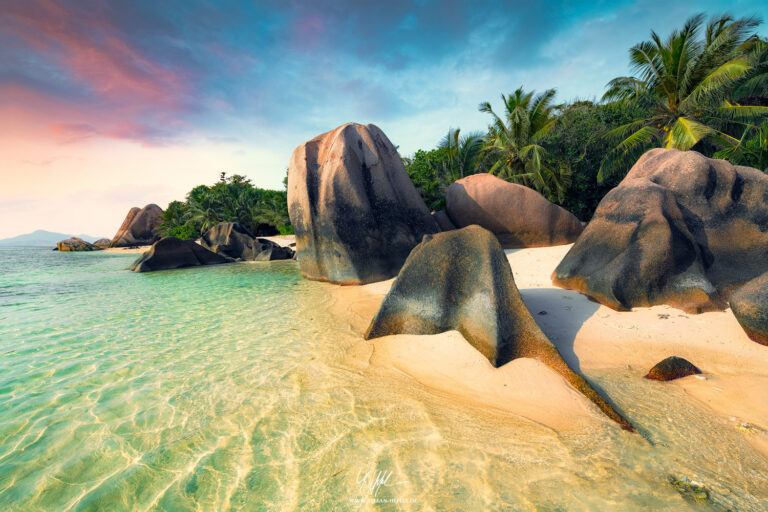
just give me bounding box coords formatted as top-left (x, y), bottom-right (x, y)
top-left (0, 247), bottom-right (766, 511)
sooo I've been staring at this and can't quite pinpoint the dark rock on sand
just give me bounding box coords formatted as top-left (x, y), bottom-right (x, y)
top-left (93, 238), bottom-right (112, 248)
top-left (431, 210), bottom-right (456, 232)
top-left (201, 222), bottom-right (294, 261)
top-left (129, 236), bottom-right (232, 272)
top-left (553, 148), bottom-right (768, 313)
top-left (110, 204), bottom-right (163, 247)
top-left (730, 273), bottom-right (768, 346)
top-left (445, 173), bottom-right (583, 248)
top-left (365, 225), bottom-right (634, 430)
top-left (56, 237), bottom-right (101, 252)
top-left (288, 122), bottom-right (438, 284)
top-left (645, 356), bottom-right (702, 381)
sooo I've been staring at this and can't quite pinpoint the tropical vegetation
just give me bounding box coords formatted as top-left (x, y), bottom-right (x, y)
top-left (161, 14), bottom-right (767, 231)
top-left (159, 172), bottom-right (292, 240)
top-left (404, 12), bottom-right (767, 220)
top-left (598, 14), bottom-right (768, 180)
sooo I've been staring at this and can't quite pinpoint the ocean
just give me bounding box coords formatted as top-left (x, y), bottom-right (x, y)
top-left (1, 247), bottom-right (766, 511)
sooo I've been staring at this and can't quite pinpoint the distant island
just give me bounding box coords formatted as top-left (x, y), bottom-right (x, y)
top-left (0, 230), bottom-right (103, 247)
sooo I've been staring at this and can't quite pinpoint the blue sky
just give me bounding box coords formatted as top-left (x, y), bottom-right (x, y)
top-left (0, 0), bottom-right (766, 237)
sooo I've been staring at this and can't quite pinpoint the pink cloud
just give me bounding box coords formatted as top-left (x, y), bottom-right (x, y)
top-left (1, 0), bottom-right (193, 146)
top-left (3, 0), bottom-right (188, 110)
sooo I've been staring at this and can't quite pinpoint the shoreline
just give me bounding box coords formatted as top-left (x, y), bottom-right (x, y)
top-left (327, 243), bottom-right (768, 452)
top-left (102, 246), bottom-right (148, 254)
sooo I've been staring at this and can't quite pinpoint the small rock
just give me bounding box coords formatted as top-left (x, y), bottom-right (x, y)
top-left (736, 422), bottom-right (764, 435)
top-left (645, 356), bottom-right (702, 381)
top-left (537, 310), bottom-right (548, 315)
top-left (669, 476), bottom-right (710, 503)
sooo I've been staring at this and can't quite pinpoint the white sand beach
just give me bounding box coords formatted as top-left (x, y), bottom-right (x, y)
top-left (102, 246), bottom-right (148, 254)
top-left (328, 244), bottom-right (768, 452)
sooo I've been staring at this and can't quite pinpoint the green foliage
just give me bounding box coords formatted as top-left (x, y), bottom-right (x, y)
top-left (403, 147), bottom-right (453, 211)
top-left (403, 128), bottom-right (486, 211)
top-left (436, 128), bottom-right (485, 181)
top-left (159, 173), bottom-right (292, 239)
top-left (599, 14), bottom-right (768, 180)
top-left (479, 87), bottom-right (572, 202)
top-left (714, 119), bottom-right (768, 169)
top-left (401, 15), bottom-right (767, 222)
top-left (546, 100), bottom-right (652, 219)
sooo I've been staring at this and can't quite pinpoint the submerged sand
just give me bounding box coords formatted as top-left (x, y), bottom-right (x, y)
top-left (328, 244), bottom-right (768, 452)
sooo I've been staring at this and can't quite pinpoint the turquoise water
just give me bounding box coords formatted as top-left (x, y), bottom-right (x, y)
top-left (0, 247), bottom-right (766, 511)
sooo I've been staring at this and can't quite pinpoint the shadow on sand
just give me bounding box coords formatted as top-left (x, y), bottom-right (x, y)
top-left (518, 286), bottom-right (601, 373)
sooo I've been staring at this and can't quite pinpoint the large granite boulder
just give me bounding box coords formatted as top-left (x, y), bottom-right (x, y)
top-left (288, 122), bottom-right (438, 284)
top-left (93, 238), bottom-right (112, 249)
top-left (56, 237), bottom-right (100, 252)
top-left (445, 173), bottom-right (583, 248)
top-left (553, 149), bottom-right (768, 313)
top-left (200, 222), bottom-right (294, 261)
top-left (431, 210), bottom-right (456, 232)
top-left (110, 204), bottom-right (163, 247)
top-left (730, 273), bottom-right (768, 346)
top-left (365, 225), bottom-right (634, 430)
top-left (129, 236), bottom-right (232, 272)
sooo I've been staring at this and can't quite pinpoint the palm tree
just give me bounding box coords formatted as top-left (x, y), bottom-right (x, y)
top-left (715, 119), bottom-right (768, 170)
top-left (434, 128), bottom-right (484, 181)
top-left (248, 196), bottom-right (290, 233)
top-left (188, 204), bottom-right (223, 233)
top-left (599, 14), bottom-right (768, 181)
top-left (479, 87), bottom-right (571, 202)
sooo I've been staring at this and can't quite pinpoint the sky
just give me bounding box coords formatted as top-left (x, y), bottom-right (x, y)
top-left (1, 0), bottom-right (766, 238)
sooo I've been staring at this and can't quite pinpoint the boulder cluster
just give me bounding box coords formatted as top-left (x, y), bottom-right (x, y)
top-left (82, 121), bottom-right (768, 431)
top-left (364, 225), bottom-right (634, 430)
top-left (56, 237), bottom-right (101, 252)
top-left (55, 204), bottom-right (164, 252)
top-left (286, 122), bottom-right (633, 429)
top-left (129, 222), bottom-right (294, 272)
top-left (200, 222), bottom-right (294, 261)
top-left (129, 236), bottom-right (232, 272)
top-left (110, 204), bottom-right (164, 247)
top-left (553, 148), bottom-right (768, 314)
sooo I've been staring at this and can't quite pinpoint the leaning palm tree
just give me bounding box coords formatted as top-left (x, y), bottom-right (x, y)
top-left (479, 87), bottom-right (571, 202)
top-left (599, 14), bottom-right (768, 181)
top-left (434, 128), bottom-right (484, 181)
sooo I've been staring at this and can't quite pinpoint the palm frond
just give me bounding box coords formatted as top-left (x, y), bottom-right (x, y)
top-left (598, 125), bottom-right (657, 182)
top-left (683, 56), bottom-right (751, 108)
top-left (665, 116), bottom-right (714, 149)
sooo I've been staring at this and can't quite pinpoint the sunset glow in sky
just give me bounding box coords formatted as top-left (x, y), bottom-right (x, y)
top-left (1, 0), bottom-right (766, 238)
